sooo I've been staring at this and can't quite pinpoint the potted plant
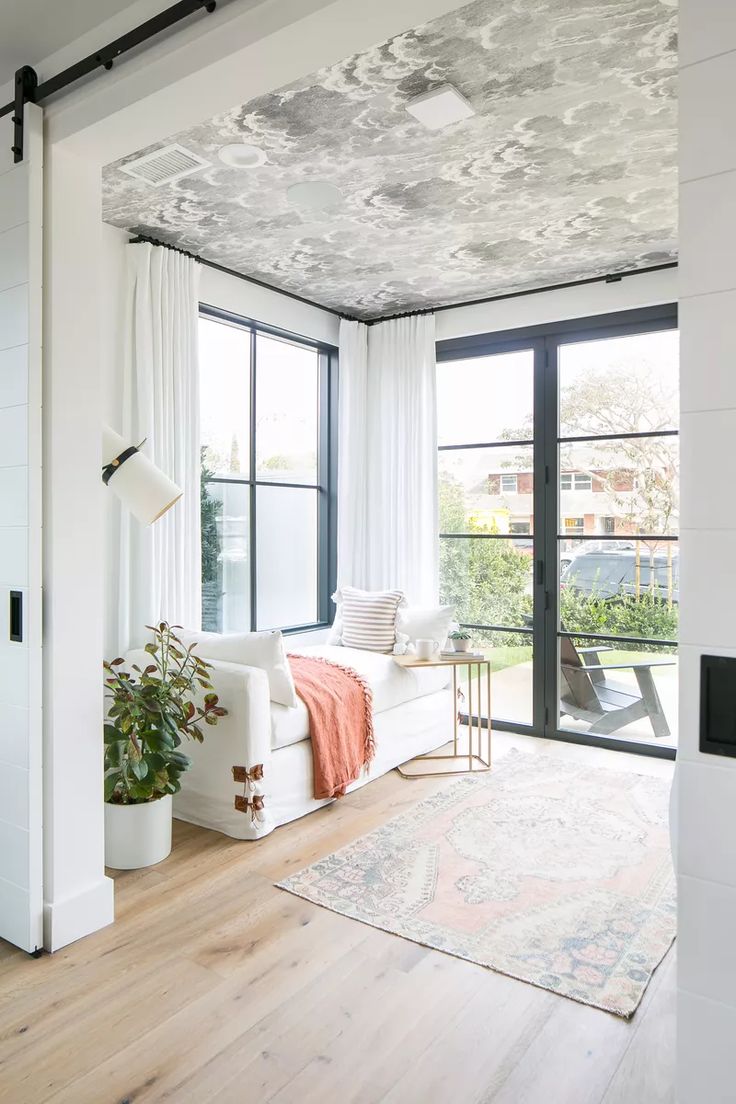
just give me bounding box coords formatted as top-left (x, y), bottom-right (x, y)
top-left (448, 629), bottom-right (473, 653)
top-left (103, 622), bottom-right (227, 870)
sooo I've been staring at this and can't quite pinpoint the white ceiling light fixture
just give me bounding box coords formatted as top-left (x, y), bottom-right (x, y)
top-left (286, 180), bottom-right (344, 211)
top-left (218, 143), bottom-right (268, 168)
top-left (405, 84), bottom-right (476, 131)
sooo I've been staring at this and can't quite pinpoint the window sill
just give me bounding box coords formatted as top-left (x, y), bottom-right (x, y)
top-left (282, 622), bottom-right (331, 636)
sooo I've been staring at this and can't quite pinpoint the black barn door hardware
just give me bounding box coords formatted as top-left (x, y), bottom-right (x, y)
top-left (1, 0), bottom-right (219, 162)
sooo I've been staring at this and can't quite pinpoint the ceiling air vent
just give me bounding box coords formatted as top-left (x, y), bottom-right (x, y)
top-left (118, 144), bottom-right (211, 187)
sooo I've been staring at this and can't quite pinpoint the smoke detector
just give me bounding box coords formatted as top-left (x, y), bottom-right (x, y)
top-left (118, 143), bottom-right (211, 187)
top-left (405, 85), bottom-right (475, 131)
top-left (286, 180), bottom-right (344, 211)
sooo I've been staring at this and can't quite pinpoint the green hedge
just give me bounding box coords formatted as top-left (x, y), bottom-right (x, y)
top-left (560, 588), bottom-right (678, 652)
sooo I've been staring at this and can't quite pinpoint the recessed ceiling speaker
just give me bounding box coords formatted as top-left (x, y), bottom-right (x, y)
top-left (405, 84), bottom-right (476, 130)
top-left (286, 180), bottom-right (344, 211)
top-left (218, 143), bottom-right (268, 168)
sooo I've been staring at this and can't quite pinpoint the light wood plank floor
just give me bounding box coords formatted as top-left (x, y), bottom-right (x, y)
top-left (0, 732), bottom-right (675, 1104)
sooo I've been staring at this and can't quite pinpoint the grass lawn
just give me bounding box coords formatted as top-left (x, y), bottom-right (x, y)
top-left (485, 645), bottom-right (533, 672)
top-left (454, 645), bottom-right (533, 675)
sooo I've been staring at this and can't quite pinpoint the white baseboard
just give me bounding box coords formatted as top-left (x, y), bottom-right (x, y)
top-left (44, 876), bottom-right (115, 951)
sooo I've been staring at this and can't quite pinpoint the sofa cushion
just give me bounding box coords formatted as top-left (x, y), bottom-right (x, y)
top-left (273, 645), bottom-right (452, 750)
top-left (271, 699), bottom-right (311, 751)
top-left (177, 628), bottom-right (298, 708)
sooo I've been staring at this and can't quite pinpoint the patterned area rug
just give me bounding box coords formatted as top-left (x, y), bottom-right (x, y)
top-left (277, 752), bottom-right (676, 1017)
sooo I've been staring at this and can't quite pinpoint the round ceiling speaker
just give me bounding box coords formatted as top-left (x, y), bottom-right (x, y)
top-left (218, 143), bottom-right (267, 168)
top-left (286, 180), bottom-right (344, 211)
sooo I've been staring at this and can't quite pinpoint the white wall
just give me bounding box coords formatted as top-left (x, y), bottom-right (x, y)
top-left (436, 267), bottom-right (677, 341)
top-left (43, 146), bottom-right (115, 950)
top-left (0, 108), bottom-right (44, 953)
top-left (200, 266), bottom-right (339, 348)
top-left (677, 5), bottom-right (736, 1101)
top-left (101, 225), bottom-right (129, 661)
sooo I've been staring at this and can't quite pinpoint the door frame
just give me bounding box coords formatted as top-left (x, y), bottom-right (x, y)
top-left (437, 303), bottom-right (679, 761)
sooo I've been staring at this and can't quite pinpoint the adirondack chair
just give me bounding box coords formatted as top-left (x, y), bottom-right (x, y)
top-left (559, 637), bottom-right (675, 739)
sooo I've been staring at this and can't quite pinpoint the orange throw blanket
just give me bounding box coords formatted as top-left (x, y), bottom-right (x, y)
top-left (288, 654), bottom-right (375, 800)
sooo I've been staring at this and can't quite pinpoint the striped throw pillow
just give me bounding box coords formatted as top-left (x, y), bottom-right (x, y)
top-left (339, 587), bottom-right (406, 653)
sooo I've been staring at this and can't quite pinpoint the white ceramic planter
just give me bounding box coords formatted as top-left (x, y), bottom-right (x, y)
top-left (105, 794), bottom-right (173, 870)
top-left (452, 638), bottom-right (472, 653)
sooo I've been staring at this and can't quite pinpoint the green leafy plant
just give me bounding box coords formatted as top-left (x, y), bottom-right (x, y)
top-left (439, 472), bottom-right (532, 646)
top-left (103, 622), bottom-right (227, 805)
top-left (201, 448), bottom-right (223, 632)
top-left (448, 629), bottom-right (472, 641)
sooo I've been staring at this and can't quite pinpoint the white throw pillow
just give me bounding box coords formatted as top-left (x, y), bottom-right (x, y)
top-left (326, 604), bottom-right (344, 644)
top-left (326, 610), bottom-right (343, 646)
top-left (176, 628), bottom-right (298, 708)
top-left (395, 605), bottom-right (456, 655)
top-left (333, 586), bottom-right (406, 653)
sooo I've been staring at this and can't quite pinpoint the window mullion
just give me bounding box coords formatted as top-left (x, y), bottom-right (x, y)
top-left (249, 327), bottom-right (257, 632)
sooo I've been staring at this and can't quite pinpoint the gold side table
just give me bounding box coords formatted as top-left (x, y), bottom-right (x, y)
top-left (394, 653), bottom-right (492, 778)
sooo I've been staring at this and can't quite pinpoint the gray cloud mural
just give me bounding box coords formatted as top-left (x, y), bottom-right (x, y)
top-left (102, 0), bottom-right (677, 320)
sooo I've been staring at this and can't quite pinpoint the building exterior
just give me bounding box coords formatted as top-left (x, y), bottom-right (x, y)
top-left (479, 444), bottom-right (677, 552)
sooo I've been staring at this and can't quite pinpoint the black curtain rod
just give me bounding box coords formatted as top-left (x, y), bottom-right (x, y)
top-left (362, 261), bottom-right (679, 325)
top-left (1, 0), bottom-right (219, 129)
top-left (128, 234), bottom-right (356, 320)
top-left (129, 236), bottom-right (678, 326)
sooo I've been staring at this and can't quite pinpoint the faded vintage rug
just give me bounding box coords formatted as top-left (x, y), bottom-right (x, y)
top-left (277, 751), bottom-right (676, 1017)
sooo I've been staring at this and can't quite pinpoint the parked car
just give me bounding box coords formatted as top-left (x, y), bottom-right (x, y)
top-left (559, 539), bottom-right (635, 572)
top-left (560, 549), bottom-right (679, 604)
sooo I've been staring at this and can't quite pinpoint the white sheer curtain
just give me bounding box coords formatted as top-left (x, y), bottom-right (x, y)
top-left (337, 314), bottom-right (438, 605)
top-left (336, 320), bottom-right (369, 592)
top-left (118, 243), bottom-right (201, 650)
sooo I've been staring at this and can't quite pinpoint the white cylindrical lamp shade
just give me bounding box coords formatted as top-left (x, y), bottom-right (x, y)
top-left (102, 425), bottom-right (182, 526)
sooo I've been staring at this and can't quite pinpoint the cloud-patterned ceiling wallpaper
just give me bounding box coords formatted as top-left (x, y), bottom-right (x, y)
top-left (102, 0), bottom-right (677, 320)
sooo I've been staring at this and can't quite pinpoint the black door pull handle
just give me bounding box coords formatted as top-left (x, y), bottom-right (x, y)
top-left (10, 591), bottom-right (22, 642)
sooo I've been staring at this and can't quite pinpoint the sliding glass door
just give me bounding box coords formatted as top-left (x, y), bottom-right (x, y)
top-left (437, 305), bottom-right (678, 759)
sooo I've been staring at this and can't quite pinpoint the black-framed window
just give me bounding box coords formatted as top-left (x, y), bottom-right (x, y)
top-left (199, 306), bottom-right (337, 634)
top-left (436, 304), bottom-right (678, 760)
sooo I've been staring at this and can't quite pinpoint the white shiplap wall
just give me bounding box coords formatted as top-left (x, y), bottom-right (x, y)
top-left (678, 4), bottom-right (736, 1100)
top-left (0, 105), bottom-right (43, 954)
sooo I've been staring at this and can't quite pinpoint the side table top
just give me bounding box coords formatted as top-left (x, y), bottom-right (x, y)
top-left (393, 653), bottom-right (489, 669)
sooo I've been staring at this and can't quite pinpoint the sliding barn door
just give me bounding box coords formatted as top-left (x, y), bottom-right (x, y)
top-left (0, 104), bottom-right (43, 953)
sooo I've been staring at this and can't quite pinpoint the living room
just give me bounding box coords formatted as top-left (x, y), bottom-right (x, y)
top-left (0, 0), bottom-right (732, 1100)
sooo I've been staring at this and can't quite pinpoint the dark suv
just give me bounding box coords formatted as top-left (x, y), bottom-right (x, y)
top-left (561, 549), bottom-right (679, 604)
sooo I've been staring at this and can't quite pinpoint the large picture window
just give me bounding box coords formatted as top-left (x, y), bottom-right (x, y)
top-left (199, 309), bottom-right (336, 633)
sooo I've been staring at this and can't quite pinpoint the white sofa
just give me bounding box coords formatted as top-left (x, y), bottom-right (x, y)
top-left (125, 644), bottom-right (453, 840)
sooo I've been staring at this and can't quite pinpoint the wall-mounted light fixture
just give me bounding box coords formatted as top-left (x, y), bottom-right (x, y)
top-left (102, 425), bottom-right (182, 526)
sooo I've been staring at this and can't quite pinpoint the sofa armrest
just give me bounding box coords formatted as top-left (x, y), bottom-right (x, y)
top-left (123, 650), bottom-right (273, 834)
